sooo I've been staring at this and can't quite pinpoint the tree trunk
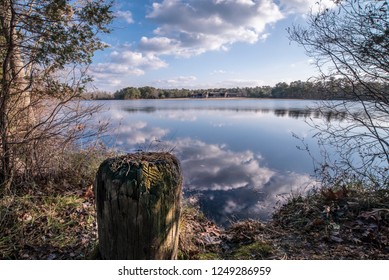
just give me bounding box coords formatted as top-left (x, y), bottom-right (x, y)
top-left (0, 0), bottom-right (34, 185)
top-left (95, 152), bottom-right (183, 260)
top-left (1, 0), bottom-right (15, 185)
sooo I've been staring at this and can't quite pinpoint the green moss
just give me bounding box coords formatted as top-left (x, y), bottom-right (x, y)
top-left (197, 252), bottom-right (221, 260)
top-left (232, 241), bottom-right (272, 260)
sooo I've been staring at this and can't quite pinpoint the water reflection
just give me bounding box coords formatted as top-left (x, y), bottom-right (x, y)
top-left (193, 171), bottom-right (314, 226)
top-left (172, 138), bottom-right (275, 191)
top-left (126, 105), bottom-right (347, 121)
top-left (171, 138), bottom-right (315, 226)
top-left (114, 121), bottom-right (169, 146)
top-left (94, 99), bottom-right (325, 226)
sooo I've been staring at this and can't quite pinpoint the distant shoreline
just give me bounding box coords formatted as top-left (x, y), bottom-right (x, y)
top-left (87, 79), bottom-right (385, 101)
top-left (90, 97), bottom-right (328, 102)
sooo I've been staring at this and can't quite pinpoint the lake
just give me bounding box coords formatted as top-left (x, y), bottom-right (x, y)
top-left (90, 99), bottom-right (333, 226)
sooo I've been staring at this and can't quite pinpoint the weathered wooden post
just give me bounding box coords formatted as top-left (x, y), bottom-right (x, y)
top-left (95, 152), bottom-right (183, 259)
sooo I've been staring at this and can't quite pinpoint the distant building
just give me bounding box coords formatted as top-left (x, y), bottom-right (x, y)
top-left (191, 91), bottom-right (242, 98)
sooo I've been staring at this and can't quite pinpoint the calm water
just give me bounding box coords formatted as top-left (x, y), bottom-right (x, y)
top-left (90, 99), bottom-right (332, 226)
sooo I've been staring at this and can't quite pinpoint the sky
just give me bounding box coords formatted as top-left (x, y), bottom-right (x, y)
top-left (89, 0), bottom-right (334, 92)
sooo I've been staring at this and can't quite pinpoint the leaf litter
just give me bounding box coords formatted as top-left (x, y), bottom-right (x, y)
top-left (1, 181), bottom-right (389, 259)
top-left (179, 184), bottom-right (389, 259)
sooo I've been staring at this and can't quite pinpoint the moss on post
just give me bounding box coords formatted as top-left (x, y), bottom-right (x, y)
top-left (95, 152), bottom-right (183, 259)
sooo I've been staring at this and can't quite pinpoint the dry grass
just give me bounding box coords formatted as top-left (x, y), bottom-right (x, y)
top-left (0, 147), bottom-right (115, 260)
top-left (1, 150), bottom-right (388, 259)
top-left (0, 191), bottom-right (97, 259)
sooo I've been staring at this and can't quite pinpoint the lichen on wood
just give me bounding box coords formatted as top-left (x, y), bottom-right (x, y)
top-left (95, 152), bottom-right (183, 259)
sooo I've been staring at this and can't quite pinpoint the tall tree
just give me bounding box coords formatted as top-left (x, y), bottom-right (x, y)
top-left (0, 0), bottom-right (113, 188)
top-left (289, 0), bottom-right (389, 185)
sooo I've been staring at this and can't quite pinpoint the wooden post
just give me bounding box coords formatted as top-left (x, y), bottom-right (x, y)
top-left (95, 152), bottom-right (183, 260)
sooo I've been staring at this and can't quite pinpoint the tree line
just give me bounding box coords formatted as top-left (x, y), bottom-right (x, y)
top-left (87, 79), bottom-right (388, 100)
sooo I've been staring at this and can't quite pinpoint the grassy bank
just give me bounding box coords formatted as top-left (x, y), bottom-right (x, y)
top-left (1, 151), bottom-right (389, 259)
top-left (0, 148), bottom-right (111, 260)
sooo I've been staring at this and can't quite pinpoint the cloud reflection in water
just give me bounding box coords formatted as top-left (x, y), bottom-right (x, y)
top-left (170, 138), bottom-right (316, 226)
top-left (95, 100), bottom-right (320, 226)
top-left (113, 120), bottom-right (169, 147)
top-left (172, 138), bottom-right (275, 191)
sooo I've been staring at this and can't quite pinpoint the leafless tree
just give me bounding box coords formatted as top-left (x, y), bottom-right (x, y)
top-left (289, 0), bottom-right (389, 186)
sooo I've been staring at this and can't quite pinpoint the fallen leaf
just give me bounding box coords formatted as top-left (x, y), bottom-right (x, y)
top-left (330, 235), bottom-right (343, 243)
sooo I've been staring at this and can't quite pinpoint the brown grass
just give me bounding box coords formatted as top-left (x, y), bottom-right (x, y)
top-left (1, 150), bottom-right (388, 259)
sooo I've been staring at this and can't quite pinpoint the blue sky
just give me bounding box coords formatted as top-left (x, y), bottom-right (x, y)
top-left (90, 0), bottom-right (334, 92)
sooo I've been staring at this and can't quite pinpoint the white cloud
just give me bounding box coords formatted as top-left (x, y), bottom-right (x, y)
top-left (89, 62), bottom-right (144, 91)
top-left (90, 0), bottom-right (331, 90)
top-left (144, 0), bottom-right (284, 56)
top-left (138, 36), bottom-right (181, 55)
top-left (154, 75), bottom-right (198, 87)
top-left (279, 0), bottom-right (336, 14)
top-left (110, 50), bottom-right (168, 70)
top-left (171, 138), bottom-right (275, 191)
top-left (144, 0), bottom-right (337, 56)
top-left (91, 62), bottom-right (144, 75)
top-left (89, 48), bottom-right (169, 90)
top-left (115, 10), bottom-right (134, 24)
top-left (94, 77), bottom-right (122, 87)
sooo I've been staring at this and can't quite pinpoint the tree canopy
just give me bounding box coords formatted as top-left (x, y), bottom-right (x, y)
top-left (0, 0), bottom-right (113, 187)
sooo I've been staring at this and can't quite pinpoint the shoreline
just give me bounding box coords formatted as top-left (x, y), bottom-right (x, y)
top-left (91, 97), bottom-right (325, 102)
